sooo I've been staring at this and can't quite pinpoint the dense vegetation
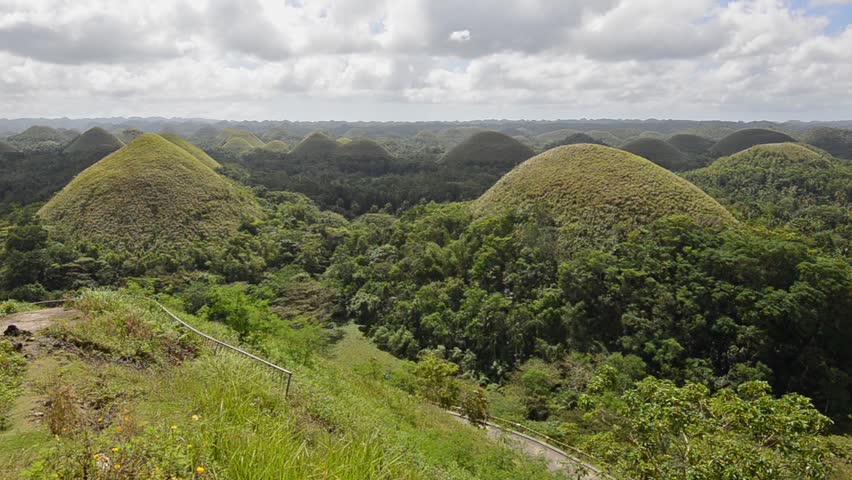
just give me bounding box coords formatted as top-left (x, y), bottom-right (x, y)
top-left (620, 137), bottom-right (692, 171)
top-left (63, 127), bottom-right (124, 155)
top-left (2, 120), bottom-right (852, 478)
top-left (803, 127), bottom-right (852, 159)
top-left (710, 128), bottom-right (797, 156)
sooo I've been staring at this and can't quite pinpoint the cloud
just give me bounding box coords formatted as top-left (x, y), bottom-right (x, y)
top-left (0, 0), bottom-right (851, 120)
top-left (448, 30), bottom-right (471, 42)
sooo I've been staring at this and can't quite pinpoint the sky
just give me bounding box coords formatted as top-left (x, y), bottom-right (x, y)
top-left (1, 0), bottom-right (852, 121)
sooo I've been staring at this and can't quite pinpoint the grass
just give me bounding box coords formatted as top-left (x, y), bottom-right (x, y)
top-left (711, 128), bottom-right (796, 156)
top-left (161, 133), bottom-right (222, 169)
top-left (473, 143), bottom-right (736, 234)
top-left (289, 132), bottom-right (340, 159)
top-left (38, 133), bottom-right (262, 253)
top-left (336, 139), bottom-right (392, 160)
top-left (222, 137), bottom-right (255, 155)
top-left (620, 137), bottom-right (687, 171)
top-left (439, 131), bottom-right (534, 169)
top-left (63, 127), bottom-right (124, 154)
top-left (2, 291), bottom-right (561, 479)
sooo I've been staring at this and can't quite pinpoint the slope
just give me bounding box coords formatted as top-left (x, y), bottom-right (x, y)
top-left (711, 128), bottom-right (796, 156)
top-left (38, 134), bottom-right (260, 252)
top-left (161, 133), bottom-right (221, 169)
top-left (439, 131), bottom-right (534, 171)
top-left (801, 127), bottom-right (852, 159)
top-left (63, 127), bottom-right (124, 155)
top-left (474, 144), bottom-right (736, 232)
top-left (620, 137), bottom-right (690, 171)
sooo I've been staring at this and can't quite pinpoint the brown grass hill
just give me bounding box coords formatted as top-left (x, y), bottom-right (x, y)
top-left (439, 131), bottom-right (535, 172)
top-left (667, 134), bottom-right (715, 156)
top-left (619, 137), bottom-right (694, 171)
top-left (710, 128), bottom-right (796, 157)
top-left (473, 144), bottom-right (736, 241)
top-left (38, 133), bottom-right (261, 253)
top-left (263, 140), bottom-right (290, 153)
top-left (289, 132), bottom-right (339, 160)
top-left (215, 129), bottom-right (265, 149)
top-left (0, 140), bottom-right (17, 153)
top-left (161, 133), bottom-right (221, 169)
top-left (63, 127), bottom-right (124, 155)
top-left (801, 127), bottom-right (852, 159)
top-left (683, 143), bottom-right (852, 229)
top-left (543, 132), bottom-right (606, 151)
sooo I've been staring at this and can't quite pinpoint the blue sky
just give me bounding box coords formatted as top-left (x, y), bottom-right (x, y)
top-left (796, 0), bottom-right (852, 32)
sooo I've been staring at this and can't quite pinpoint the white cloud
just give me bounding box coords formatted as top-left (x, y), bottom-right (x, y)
top-left (448, 30), bottom-right (470, 42)
top-left (0, 0), bottom-right (850, 120)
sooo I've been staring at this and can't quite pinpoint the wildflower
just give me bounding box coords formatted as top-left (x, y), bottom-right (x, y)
top-left (186, 444), bottom-right (192, 449)
top-left (170, 424), bottom-right (178, 430)
top-left (123, 416), bottom-right (130, 422)
top-left (196, 466), bottom-right (205, 474)
top-left (111, 447), bottom-right (120, 453)
top-left (114, 464), bottom-right (122, 471)
top-left (192, 415), bottom-right (200, 421)
top-left (97, 417), bottom-right (104, 423)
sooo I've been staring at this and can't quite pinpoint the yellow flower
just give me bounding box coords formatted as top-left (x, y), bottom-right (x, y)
top-left (196, 466), bottom-right (205, 474)
top-left (114, 464), bottom-right (122, 471)
top-left (97, 417), bottom-right (104, 423)
top-left (170, 424), bottom-right (178, 430)
top-left (186, 444), bottom-right (192, 449)
top-left (191, 415), bottom-right (200, 421)
top-left (123, 416), bottom-right (130, 422)
top-left (111, 447), bottom-right (120, 453)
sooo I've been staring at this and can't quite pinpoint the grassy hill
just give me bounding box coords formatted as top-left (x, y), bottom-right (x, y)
top-left (221, 137), bottom-right (255, 156)
top-left (336, 139), bottom-right (392, 161)
top-left (0, 291), bottom-right (560, 479)
top-left (215, 129), bottom-right (265, 149)
top-left (38, 134), bottom-right (260, 252)
top-left (161, 133), bottom-right (221, 169)
top-left (263, 140), bottom-right (290, 153)
top-left (711, 128), bottom-right (796, 156)
top-left (439, 131), bottom-right (534, 170)
top-left (543, 132), bottom-right (605, 150)
top-left (620, 137), bottom-right (690, 171)
top-left (684, 143), bottom-right (852, 234)
top-left (801, 127), bottom-right (852, 159)
top-left (63, 127), bottom-right (124, 155)
top-left (7, 126), bottom-right (74, 145)
top-left (474, 144), bottom-right (736, 233)
top-left (667, 133), bottom-right (714, 155)
top-left (289, 132), bottom-right (339, 159)
top-left (115, 128), bottom-right (143, 144)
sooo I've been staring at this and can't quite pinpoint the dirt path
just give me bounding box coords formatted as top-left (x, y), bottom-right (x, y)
top-left (449, 412), bottom-right (603, 479)
top-left (1, 307), bottom-right (82, 334)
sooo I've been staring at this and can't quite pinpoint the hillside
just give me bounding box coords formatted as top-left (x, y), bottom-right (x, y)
top-left (161, 133), bottom-right (221, 169)
top-left (544, 132), bottom-right (605, 150)
top-left (0, 291), bottom-right (562, 479)
top-left (221, 137), bottom-right (254, 156)
top-left (38, 134), bottom-right (260, 252)
top-left (801, 127), bottom-right (852, 159)
top-left (215, 129), bottom-right (264, 149)
top-left (63, 127), bottom-right (124, 155)
top-left (667, 133), bottom-right (714, 155)
top-left (263, 140), bottom-right (290, 152)
top-left (336, 138), bottom-right (392, 160)
top-left (289, 132), bottom-right (339, 159)
top-left (7, 126), bottom-right (74, 144)
top-left (711, 128), bottom-right (796, 156)
top-left (0, 141), bottom-right (17, 153)
top-left (474, 144), bottom-right (736, 231)
top-left (684, 143), bottom-right (852, 235)
top-left (439, 131), bottom-right (534, 170)
top-left (620, 137), bottom-right (690, 171)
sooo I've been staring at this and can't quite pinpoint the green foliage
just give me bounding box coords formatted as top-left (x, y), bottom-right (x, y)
top-left (289, 131), bottom-right (339, 159)
top-left (580, 377), bottom-right (833, 479)
top-left (412, 353), bottom-right (460, 408)
top-left (0, 339), bottom-right (26, 430)
top-left (38, 134), bottom-right (262, 254)
top-left (711, 128), bottom-right (797, 156)
top-left (262, 139), bottom-right (290, 152)
top-left (6, 126), bottom-right (76, 152)
top-left (160, 133), bottom-right (221, 169)
top-left (666, 133), bottom-right (714, 156)
top-left (214, 128), bottom-right (265, 148)
top-left (221, 136), bottom-right (254, 156)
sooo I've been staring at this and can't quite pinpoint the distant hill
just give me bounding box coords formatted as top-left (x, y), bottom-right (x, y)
top-left (63, 127), bottom-right (124, 155)
top-left (711, 129), bottom-right (796, 156)
top-left (0, 140), bottom-right (17, 153)
top-left (39, 133), bottom-right (261, 252)
top-left (439, 131), bottom-right (534, 171)
top-left (667, 134), bottom-right (715, 155)
top-left (263, 140), bottom-right (290, 153)
top-left (215, 129), bottom-right (265, 149)
top-left (289, 132), bottom-right (339, 159)
top-left (116, 128), bottom-right (144, 144)
top-left (7, 125), bottom-right (77, 151)
top-left (801, 127), bottom-right (852, 159)
top-left (474, 144), bottom-right (735, 235)
top-left (161, 133), bottom-right (221, 169)
top-left (221, 137), bottom-right (255, 156)
top-left (620, 137), bottom-right (690, 171)
top-left (544, 132), bottom-right (605, 150)
top-left (685, 143), bottom-right (852, 232)
top-left (336, 139), bottom-right (392, 161)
